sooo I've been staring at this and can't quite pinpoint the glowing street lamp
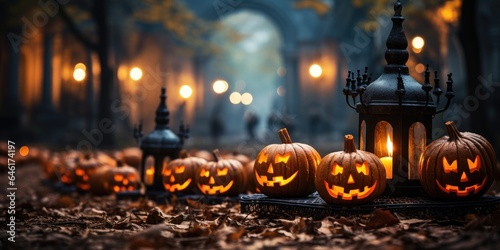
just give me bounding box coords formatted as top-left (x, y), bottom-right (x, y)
top-left (411, 36), bottom-right (425, 53)
top-left (309, 64), bottom-right (322, 78)
top-left (229, 92), bottom-right (241, 104)
top-left (179, 85), bottom-right (193, 99)
top-left (130, 67), bottom-right (143, 81)
top-left (241, 92), bottom-right (253, 105)
top-left (213, 80), bottom-right (229, 94)
top-left (73, 67), bottom-right (86, 82)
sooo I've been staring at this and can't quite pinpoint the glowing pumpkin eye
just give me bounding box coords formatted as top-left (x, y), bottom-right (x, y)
top-left (275, 153), bottom-right (291, 163)
top-left (175, 166), bottom-right (185, 174)
top-left (114, 174), bottom-right (124, 182)
top-left (258, 153), bottom-right (268, 164)
top-left (217, 168), bottom-right (228, 176)
top-left (356, 162), bottom-right (369, 175)
top-left (467, 155), bottom-right (481, 172)
top-left (163, 169), bottom-right (172, 176)
top-left (442, 158), bottom-right (458, 173)
top-left (200, 168), bottom-right (209, 177)
top-left (331, 162), bottom-right (343, 175)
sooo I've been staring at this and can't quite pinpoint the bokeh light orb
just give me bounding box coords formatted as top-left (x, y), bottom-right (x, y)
top-left (213, 80), bottom-right (229, 94)
top-left (130, 67), bottom-right (143, 81)
top-left (179, 85), bottom-right (193, 99)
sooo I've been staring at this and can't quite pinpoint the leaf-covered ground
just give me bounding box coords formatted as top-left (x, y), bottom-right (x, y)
top-left (1, 163), bottom-right (500, 249)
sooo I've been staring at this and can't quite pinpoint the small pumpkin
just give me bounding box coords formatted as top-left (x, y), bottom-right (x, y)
top-left (57, 151), bottom-right (82, 185)
top-left (120, 147), bottom-right (142, 168)
top-left (163, 150), bottom-right (207, 194)
top-left (245, 159), bottom-right (260, 193)
top-left (224, 151), bottom-right (251, 166)
top-left (316, 134), bottom-right (386, 205)
top-left (254, 128), bottom-right (321, 198)
top-left (89, 161), bottom-right (141, 196)
top-left (419, 121), bottom-right (496, 199)
top-left (195, 149), bottom-right (247, 196)
top-left (74, 154), bottom-right (105, 191)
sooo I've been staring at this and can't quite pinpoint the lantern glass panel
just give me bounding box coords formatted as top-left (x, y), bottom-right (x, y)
top-left (374, 121), bottom-right (393, 157)
top-left (145, 156), bottom-right (155, 185)
top-left (360, 120), bottom-right (366, 151)
top-left (408, 122), bottom-right (425, 180)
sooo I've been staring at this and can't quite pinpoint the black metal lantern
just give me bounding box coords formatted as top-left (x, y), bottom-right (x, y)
top-left (135, 87), bottom-right (189, 195)
top-left (344, 0), bottom-right (454, 196)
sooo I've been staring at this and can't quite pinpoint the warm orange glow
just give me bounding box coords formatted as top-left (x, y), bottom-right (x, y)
top-left (274, 153), bottom-right (291, 163)
top-left (213, 80), bottom-right (229, 94)
top-left (309, 64), bottom-right (322, 78)
top-left (19, 146), bottom-right (29, 156)
top-left (255, 170), bottom-right (298, 187)
top-left (415, 63), bottom-right (426, 74)
top-left (439, 0), bottom-right (460, 24)
top-left (74, 63), bottom-right (86, 71)
top-left (331, 162), bottom-right (343, 175)
top-left (442, 158), bottom-right (458, 173)
top-left (324, 180), bottom-right (378, 200)
top-left (216, 167), bottom-right (228, 176)
top-left (467, 156), bottom-right (481, 172)
top-left (380, 136), bottom-right (393, 179)
top-left (130, 67), bottom-right (143, 81)
top-left (145, 167), bottom-right (154, 184)
top-left (356, 162), bottom-right (369, 175)
top-left (257, 152), bottom-right (268, 164)
top-left (412, 36), bottom-right (425, 49)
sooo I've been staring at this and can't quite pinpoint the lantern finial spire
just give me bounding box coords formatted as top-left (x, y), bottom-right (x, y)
top-left (155, 87), bottom-right (170, 129)
top-left (384, 0), bottom-right (409, 74)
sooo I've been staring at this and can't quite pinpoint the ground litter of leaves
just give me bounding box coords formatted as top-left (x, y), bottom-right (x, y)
top-left (1, 164), bottom-right (500, 250)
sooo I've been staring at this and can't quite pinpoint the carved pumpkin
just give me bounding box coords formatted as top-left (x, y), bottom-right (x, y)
top-left (89, 161), bottom-right (141, 196)
top-left (74, 154), bottom-right (105, 191)
top-left (316, 134), bottom-right (386, 205)
top-left (419, 121), bottom-right (496, 199)
top-left (195, 149), bottom-right (247, 196)
top-left (254, 128), bottom-right (321, 198)
top-left (163, 150), bottom-right (207, 194)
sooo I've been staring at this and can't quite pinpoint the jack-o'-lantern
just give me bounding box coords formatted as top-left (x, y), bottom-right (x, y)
top-left (254, 128), bottom-right (321, 198)
top-left (163, 150), bottom-right (206, 194)
top-left (74, 154), bottom-right (105, 191)
top-left (316, 134), bottom-right (386, 205)
top-left (419, 121), bottom-right (496, 199)
top-left (89, 161), bottom-right (141, 195)
top-left (195, 149), bottom-right (247, 196)
top-left (56, 151), bottom-right (81, 185)
top-left (42, 153), bottom-right (62, 181)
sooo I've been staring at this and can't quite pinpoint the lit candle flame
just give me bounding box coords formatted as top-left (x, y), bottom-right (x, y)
top-left (387, 136), bottom-right (393, 157)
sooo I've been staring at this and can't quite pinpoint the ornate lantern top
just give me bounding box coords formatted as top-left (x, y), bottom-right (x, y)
top-left (344, 0), bottom-right (454, 114)
top-left (137, 87), bottom-right (188, 150)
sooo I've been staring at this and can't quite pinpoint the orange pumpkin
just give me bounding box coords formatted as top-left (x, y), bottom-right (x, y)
top-left (89, 161), bottom-right (141, 196)
top-left (245, 160), bottom-right (260, 193)
top-left (316, 134), bottom-right (386, 205)
top-left (163, 150), bottom-right (206, 194)
top-left (195, 149), bottom-right (247, 196)
top-left (254, 128), bottom-right (321, 198)
top-left (419, 121), bottom-right (496, 199)
top-left (74, 154), bottom-right (105, 191)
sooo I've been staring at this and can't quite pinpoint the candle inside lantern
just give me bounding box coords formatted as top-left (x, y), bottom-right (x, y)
top-left (145, 167), bottom-right (155, 185)
top-left (380, 136), bottom-right (393, 179)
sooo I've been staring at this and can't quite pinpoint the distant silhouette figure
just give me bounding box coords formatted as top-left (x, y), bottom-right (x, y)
top-left (244, 109), bottom-right (259, 141)
top-left (210, 114), bottom-right (224, 146)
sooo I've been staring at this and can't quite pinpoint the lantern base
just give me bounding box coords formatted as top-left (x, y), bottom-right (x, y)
top-left (240, 192), bottom-right (500, 219)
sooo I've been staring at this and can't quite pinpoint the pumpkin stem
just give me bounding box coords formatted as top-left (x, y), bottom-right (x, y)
top-left (179, 150), bottom-right (188, 159)
top-left (212, 149), bottom-right (223, 162)
top-left (344, 134), bottom-right (357, 153)
top-left (445, 121), bottom-right (462, 141)
top-left (278, 128), bottom-right (293, 144)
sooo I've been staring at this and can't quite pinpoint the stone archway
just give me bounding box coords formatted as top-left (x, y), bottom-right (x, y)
top-left (189, 0), bottom-right (301, 133)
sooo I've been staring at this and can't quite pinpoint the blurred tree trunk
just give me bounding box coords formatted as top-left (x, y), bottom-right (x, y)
top-left (58, 0), bottom-right (115, 148)
top-left (457, 0), bottom-right (489, 138)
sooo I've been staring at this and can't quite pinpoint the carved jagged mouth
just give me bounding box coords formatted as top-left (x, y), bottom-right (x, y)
top-left (255, 171), bottom-right (298, 187)
top-left (197, 180), bottom-right (234, 195)
top-left (164, 179), bottom-right (191, 192)
top-left (324, 180), bottom-right (378, 200)
top-left (436, 177), bottom-right (487, 197)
